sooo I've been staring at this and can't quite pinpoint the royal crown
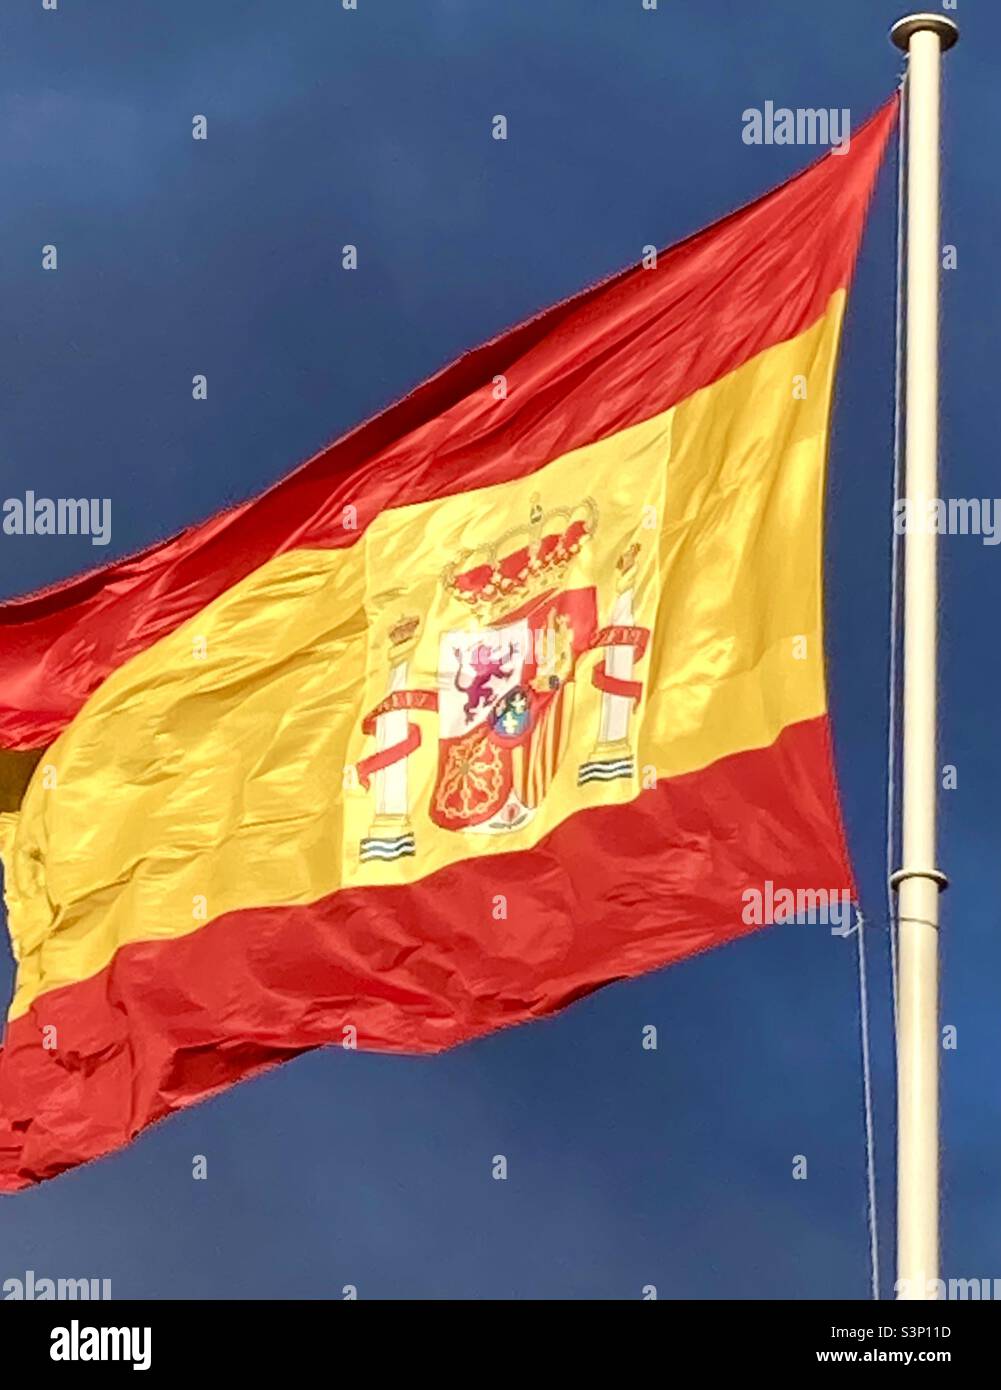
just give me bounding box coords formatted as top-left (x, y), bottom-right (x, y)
top-left (441, 494), bottom-right (598, 620)
top-left (388, 614), bottom-right (421, 649)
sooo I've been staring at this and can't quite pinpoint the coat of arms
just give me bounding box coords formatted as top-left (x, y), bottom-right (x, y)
top-left (356, 496), bottom-right (650, 862)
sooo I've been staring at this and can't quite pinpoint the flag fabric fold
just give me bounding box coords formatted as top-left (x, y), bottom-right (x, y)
top-left (0, 97), bottom-right (896, 1189)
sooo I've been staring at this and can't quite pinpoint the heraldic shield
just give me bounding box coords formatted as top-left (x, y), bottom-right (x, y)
top-left (355, 494), bottom-right (651, 863)
top-left (432, 586), bottom-right (597, 834)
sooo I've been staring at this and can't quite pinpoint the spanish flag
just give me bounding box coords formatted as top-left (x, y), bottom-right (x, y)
top-left (0, 99), bottom-right (896, 1189)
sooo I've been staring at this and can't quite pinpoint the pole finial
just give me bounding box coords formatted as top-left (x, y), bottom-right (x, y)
top-left (890, 13), bottom-right (960, 52)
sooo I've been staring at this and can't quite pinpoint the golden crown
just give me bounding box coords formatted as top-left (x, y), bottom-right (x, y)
top-left (441, 494), bottom-right (598, 620)
top-left (388, 614), bottom-right (421, 649)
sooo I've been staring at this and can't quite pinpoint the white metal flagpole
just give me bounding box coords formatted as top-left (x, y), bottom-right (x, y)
top-left (889, 12), bottom-right (958, 1301)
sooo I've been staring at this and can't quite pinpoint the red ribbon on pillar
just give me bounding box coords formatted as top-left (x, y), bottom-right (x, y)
top-left (587, 624), bottom-right (650, 703)
top-left (356, 689), bottom-right (438, 790)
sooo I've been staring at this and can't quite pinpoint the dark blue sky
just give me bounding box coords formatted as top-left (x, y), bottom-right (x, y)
top-left (0, 1), bottom-right (995, 1299)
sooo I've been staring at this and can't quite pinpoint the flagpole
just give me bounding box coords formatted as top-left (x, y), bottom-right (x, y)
top-left (889, 12), bottom-right (958, 1301)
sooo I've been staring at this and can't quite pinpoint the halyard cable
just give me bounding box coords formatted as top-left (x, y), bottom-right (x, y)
top-left (857, 66), bottom-right (909, 1305)
top-left (855, 908), bottom-right (879, 1299)
top-left (856, 69), bottom-right (909, 1304)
